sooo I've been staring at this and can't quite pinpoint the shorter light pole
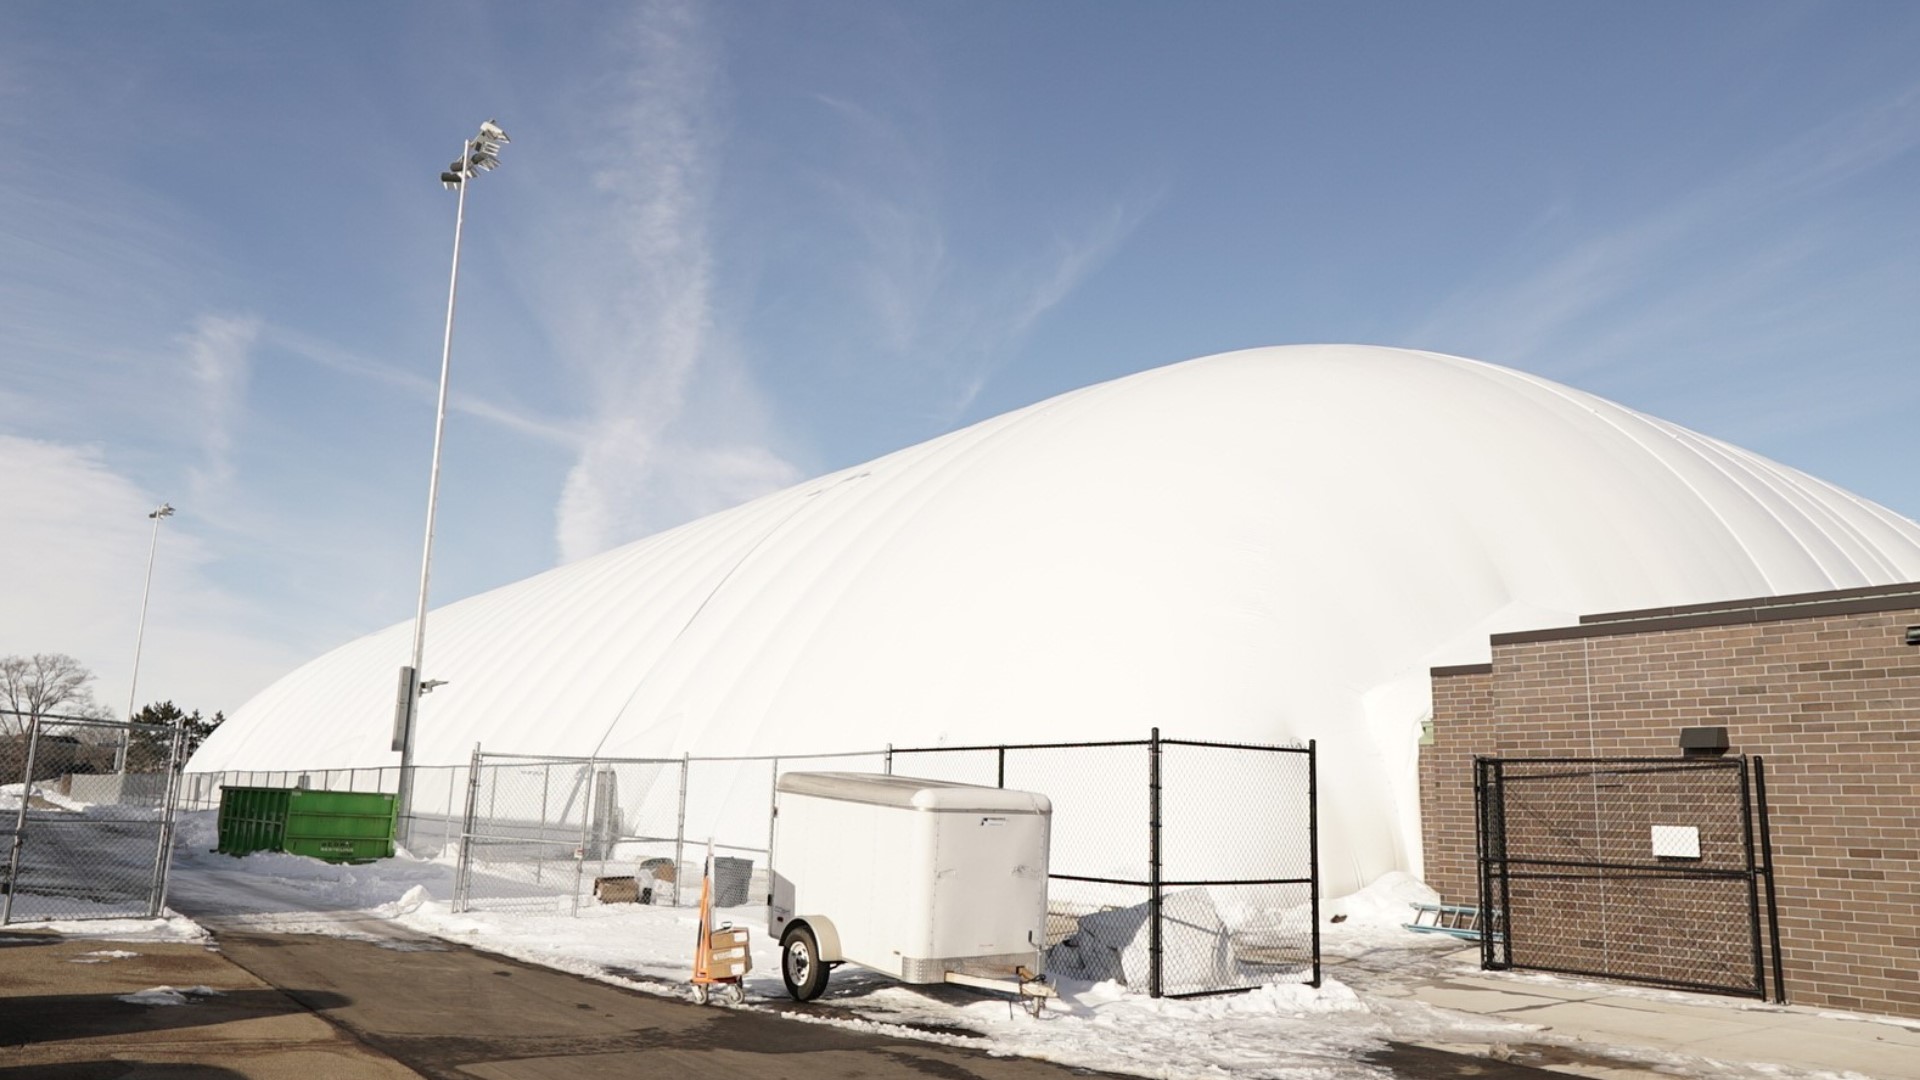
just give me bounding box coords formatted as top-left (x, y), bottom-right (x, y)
top-left (118, 501), bottom-right (174, 773)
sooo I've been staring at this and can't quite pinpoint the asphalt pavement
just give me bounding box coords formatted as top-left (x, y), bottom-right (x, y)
top-left (0, 931), bottom-right (418, 1080)
top-left (2, 924), bottom-right (1583, 1080)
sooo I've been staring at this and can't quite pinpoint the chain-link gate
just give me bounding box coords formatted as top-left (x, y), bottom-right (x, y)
top-left (3, 711), bottom-right (185, 923)
top-left (1476, 755), bottom-right (1785, 1001)
top-left (893, 731), bottom-right (1320, 998)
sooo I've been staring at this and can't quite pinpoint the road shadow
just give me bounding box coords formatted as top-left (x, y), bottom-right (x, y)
top-left (0, 988), bottom-right (349, 1047)
top-left (1362, 1042), bottom-right (1580, 1078)
top-left (0, 1064), bottom-right (248, 1080)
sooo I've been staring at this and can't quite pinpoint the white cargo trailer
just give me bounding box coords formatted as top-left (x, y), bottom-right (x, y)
top-left (769, 772), bottom-right (1053, 1006)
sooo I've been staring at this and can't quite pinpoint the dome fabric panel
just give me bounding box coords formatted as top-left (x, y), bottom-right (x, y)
top-left (189, 345), bottom-right (1920, 894)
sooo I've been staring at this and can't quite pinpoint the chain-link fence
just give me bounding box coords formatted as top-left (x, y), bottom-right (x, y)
top-left (894, 733), bottom-right (1319, 998)
top-left (451, 748), bottom-right (886, 917)
top-left (181, 731), bottom-right (1319, 998)
top-left (3, 711), bottom-right (185, 923)
top-left (1476, 755), bottom-right (1783, 1001)
top-left (180, 764), bottom-right (470, 860)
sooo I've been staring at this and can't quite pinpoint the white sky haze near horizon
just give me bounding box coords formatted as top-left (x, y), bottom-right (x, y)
top-left (2, 1), bottom-right (1918, 718)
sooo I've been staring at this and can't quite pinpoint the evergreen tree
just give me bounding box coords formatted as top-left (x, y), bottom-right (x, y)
top-left (126, 701), bottom-right (227, 770)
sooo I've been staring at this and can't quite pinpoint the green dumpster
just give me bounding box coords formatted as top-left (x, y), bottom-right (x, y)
top-left (216, 786), bottom-right (397, 863)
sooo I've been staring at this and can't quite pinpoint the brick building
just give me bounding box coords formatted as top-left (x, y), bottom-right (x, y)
top-left (1421, 582), bottom-right (1920, 1018)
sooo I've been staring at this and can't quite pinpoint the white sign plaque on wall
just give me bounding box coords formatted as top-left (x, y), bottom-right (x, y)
top-left (1652, 824), bottom-right (1702, 860)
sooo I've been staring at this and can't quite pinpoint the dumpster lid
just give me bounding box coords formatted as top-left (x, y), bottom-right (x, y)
top-left (777, 771), bottom-right (1050, 814)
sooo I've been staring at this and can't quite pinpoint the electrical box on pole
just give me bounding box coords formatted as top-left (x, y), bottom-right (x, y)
top-left (391, 665), bottom-right (417, 752)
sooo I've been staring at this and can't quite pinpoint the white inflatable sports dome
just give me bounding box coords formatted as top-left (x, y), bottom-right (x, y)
top-left (190, 345), bottom-right (1920, 894)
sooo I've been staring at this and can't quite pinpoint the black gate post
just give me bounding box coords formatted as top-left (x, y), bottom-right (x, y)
top-left (1754, 756), bottom-right (1787, 1003)
top-left (996, 746), bottom-right (1005, 789)
top-left (1474, 757), bottom-right (1491, 969)
top-left (1307, 739), bottom-right (1321, 988)
top-left (1737, 757), bottom-right (1767, 999)
top-left (1475, 756), bottom-right (1512, 971)
top-left (1148, 726), bottom-right (1163, 999)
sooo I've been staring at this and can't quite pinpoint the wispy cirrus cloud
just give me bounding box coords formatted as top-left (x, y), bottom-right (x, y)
top-left (539, 0), bottom-right (803, 563)
top-left (807, 94), bottom-right (1157, 423)
top-left (263, 326), bottom-right (581, 448)
top-left (1405, 79), bottom-right (1920, 380)
top-left (943, 196), bottom-right (1155, 416)
top-left (181, 314), bottom-right (259, 499)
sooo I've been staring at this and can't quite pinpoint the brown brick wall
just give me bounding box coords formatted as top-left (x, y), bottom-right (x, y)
top-left (1420, 664), bottom-right (1490, 905)
top-left (1421, 603), bottom-right (1920, 1018)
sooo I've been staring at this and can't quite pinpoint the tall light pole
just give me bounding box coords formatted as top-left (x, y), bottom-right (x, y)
top-left (118, 501), bottom-right (174, 772)
top-left (393, 120), bottom-right (509, 847)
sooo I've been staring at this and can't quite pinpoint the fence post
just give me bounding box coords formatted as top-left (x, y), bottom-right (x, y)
top-left (996, 746), bottom-right (1005, 789)
top-left (1480, 757), bottom-right (1512, 970)
top-left (1148, 726), bottom-right (1162, 999)
top-left (147, 720), bottom-right (188, 917)
top-left (884, 743), bottom-right (893, 776)
top-left (454, 744), bottom-right (483, 913)
top-left (673, 754), bottom-right (689, 906)
top-left (4, 713), bottom-right (46, 925)
top-left (766, 757), bottom-right (780, 906)
top-left (540, 766), bottom-right (552, 851)
top-left (574, 759), bottom-right (596, 917)
top-left (1474, 758), bottom-right (1488, 968)
top-left (1736, 757), bottom-right (1766, 1000)
top-left (1307, 739), bottom-right (1321, 987)
top-left (532, 765), bottom-right (550, 887)
top-left (443, 765), bottom-right (456, 854)
top-left (1753, 755), bottom-right (1786, 1004)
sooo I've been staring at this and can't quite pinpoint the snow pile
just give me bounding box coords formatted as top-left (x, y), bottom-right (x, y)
top-left (69, 949), bottom-right (141, 963)
top-left (1323, 871), bottom-right (1438, 926)
top-left (1051, 887), bottom-right (1252, 992)
top-left (118, 985), bottom-right (224, 1006)
top-left (22, 915), bottom-right (209, 943)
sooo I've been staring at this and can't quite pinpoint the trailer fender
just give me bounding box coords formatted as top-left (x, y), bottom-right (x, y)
top-left (790, 916), bottom-right (844, 963)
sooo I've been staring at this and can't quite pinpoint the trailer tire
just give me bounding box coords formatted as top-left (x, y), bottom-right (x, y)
top-left (780, 924), bottom-right (830, 1001)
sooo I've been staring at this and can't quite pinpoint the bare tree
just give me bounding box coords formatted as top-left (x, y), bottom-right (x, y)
top-left (0, 653), bottom-right (102, 735)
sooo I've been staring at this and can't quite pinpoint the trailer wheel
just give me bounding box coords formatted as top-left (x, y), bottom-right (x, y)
top-left (780, 924), bottom-right (829, 1001)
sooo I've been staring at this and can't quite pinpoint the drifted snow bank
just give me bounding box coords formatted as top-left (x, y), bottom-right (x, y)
top-left (1049, 873), bottom-right (1441, 994)
top-left (1051, 887), bottom-right (1248, 992)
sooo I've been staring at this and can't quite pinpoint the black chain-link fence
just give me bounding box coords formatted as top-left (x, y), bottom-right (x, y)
top-left (893, 732), bottom-right (1319, 998)
top-left (1476, 755), bottom-right (1784, 1001)
top-left (3, 711), bottom-right (185, 923)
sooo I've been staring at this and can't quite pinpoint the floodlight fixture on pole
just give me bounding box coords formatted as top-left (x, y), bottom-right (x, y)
top-left (394, 119), bottom-right (509, 847)
top-left (118, 501), bottom-right (174, 773)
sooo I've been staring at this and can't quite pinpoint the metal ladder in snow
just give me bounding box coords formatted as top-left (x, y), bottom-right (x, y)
top-left (1404, 903), bottom-right (1501, 941)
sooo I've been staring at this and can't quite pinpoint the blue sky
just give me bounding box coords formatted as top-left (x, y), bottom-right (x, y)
top-left (3, 1), bottom-right (1917, 716)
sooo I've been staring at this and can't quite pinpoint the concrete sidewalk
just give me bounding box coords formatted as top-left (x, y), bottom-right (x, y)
top-left (1375, 950), bottom-right (1920, 1079)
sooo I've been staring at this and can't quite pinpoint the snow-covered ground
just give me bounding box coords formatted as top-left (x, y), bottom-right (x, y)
top-left (13, 809), bottom-right (1904, 1080)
